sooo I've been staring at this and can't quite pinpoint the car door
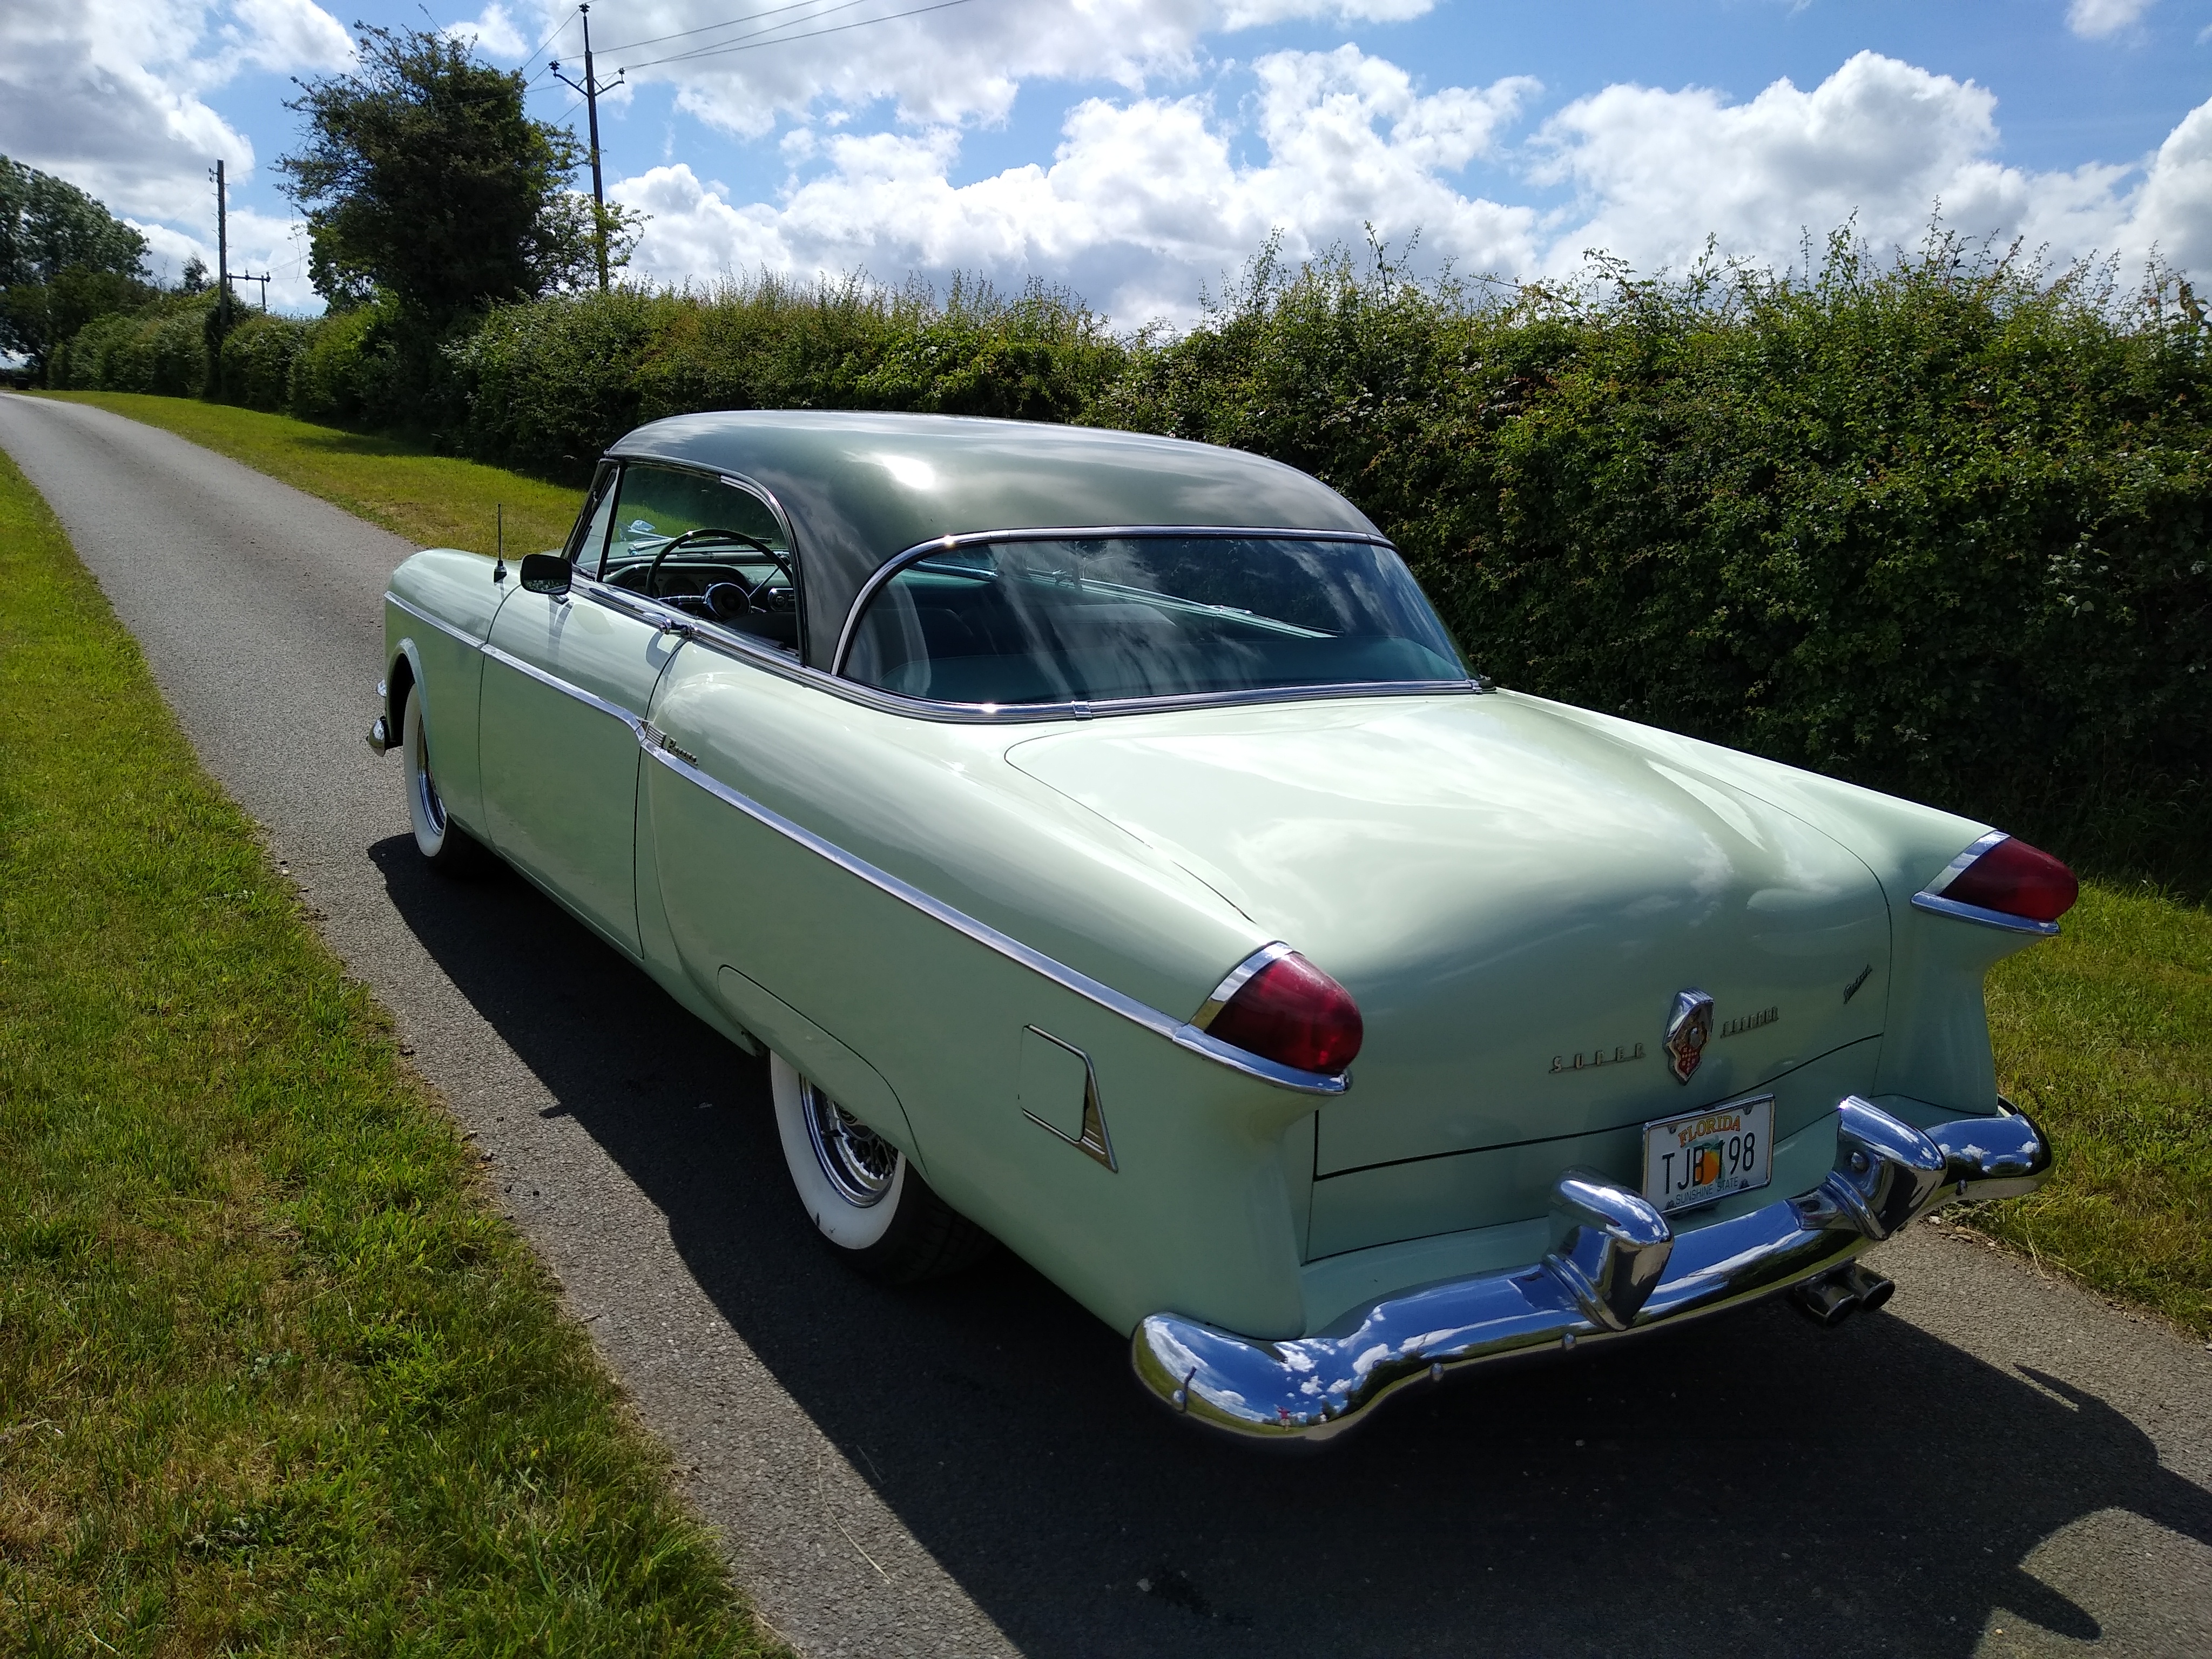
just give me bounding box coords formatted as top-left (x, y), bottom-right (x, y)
top-left (478, 463), bottom-right (673, 956)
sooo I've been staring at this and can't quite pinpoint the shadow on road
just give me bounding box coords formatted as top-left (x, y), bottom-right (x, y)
top-left (372, 835), bottom-right (2212, 1659)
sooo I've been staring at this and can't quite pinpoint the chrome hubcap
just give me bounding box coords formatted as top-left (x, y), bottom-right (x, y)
top-left (801, 1079), bottom-right (897, 1206)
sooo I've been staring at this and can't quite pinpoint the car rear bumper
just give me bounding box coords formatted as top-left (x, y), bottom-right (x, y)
top-left (1131, 1095), bottom-right (2049, 1442)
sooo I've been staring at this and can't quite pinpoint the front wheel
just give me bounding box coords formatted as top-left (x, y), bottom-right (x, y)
top-left (770, 1053), bottom-right (992, 1284)
top-left (401, 688), bottom-right (488, 874)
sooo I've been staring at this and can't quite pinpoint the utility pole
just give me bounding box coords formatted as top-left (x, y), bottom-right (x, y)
top-left (550, 3), bottom-right (622, 291)
top-left (208, 163), bottom-right (272, 321)
top-left (212, 160), bottom-right (230, 333)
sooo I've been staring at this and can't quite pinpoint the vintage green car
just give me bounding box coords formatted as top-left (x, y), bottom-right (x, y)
top-left (369, 411), bottom-right (2069, 1442)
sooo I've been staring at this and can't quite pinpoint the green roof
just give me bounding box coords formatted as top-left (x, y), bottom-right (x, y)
top-left (608, 410), bottom-right (1382, 668)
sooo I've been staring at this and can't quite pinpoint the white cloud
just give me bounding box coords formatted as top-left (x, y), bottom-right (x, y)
top-left (617, 45), bottom-right (2212, 323)
top-left (615, 47), bottom-right (1536, 321)
top-left (0, 0), bottom-right (348, 223)
top-left (444, 3), bottom-right (529, 60)
top-left (1533, 51), bottom-right (2212, 285)
top-left (586, 0), bottom-right (1435, 137)
top-left (227, 0), bottom-right (351, 75)
top-left (2067, 0), bottom-right (2156, 39)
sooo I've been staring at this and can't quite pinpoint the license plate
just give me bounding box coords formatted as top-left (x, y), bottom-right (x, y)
top-left (1643, 1094), bottom-right (1773, 1215)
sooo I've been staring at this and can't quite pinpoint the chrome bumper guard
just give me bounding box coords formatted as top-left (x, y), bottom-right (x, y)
top-left (366, 714), bottom-right (393, 756)
top-left (1131, 1096), bottom-right (2049, 1443)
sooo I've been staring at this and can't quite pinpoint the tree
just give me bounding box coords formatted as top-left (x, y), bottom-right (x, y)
top-left (0, 155), bottom-right (152, 373)
top-left (278, 26), bottom-right (632, 322)
top-left (179, 255), bottom-right (208, 294)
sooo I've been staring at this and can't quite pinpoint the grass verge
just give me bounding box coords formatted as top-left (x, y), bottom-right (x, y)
top-left (0, 446), bottom-right (774, 1651)
top-left (16, 390), bottom-right (2209, 1348)
top-left (1981, 881), bottom-right (2212, 1339)
top-left (37, 390), bottom-right (582, 557)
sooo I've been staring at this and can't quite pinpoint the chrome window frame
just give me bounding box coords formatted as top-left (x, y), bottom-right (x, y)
top-left (590, 459), bottom-right (811, 662)
top-left (828, 524), bottom-right (1483, 716)
top-left (563, 460), bottom-right (622, 570)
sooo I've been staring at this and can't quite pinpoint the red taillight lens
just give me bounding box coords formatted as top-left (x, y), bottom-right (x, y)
top-left (1205, 952), bottom-right (1364, 1074)
top-left (1941, 836), bottom-right (2079, 923)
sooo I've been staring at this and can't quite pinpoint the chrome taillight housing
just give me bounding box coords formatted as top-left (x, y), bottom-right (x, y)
top-left (1196, 945), bottom-right (1364, 1075)
top-left (1912, 833), bottom-right (2079, 934)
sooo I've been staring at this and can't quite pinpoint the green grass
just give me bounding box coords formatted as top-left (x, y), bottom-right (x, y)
top-left (38, 390), bottom-right (583, 558)
top-left (0, 444), bottom-right (776, 1651)
top-left (1980, 881), bottom-right (2212, 1339)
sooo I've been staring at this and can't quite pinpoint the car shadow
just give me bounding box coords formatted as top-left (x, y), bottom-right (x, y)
top-left (371, 836), bottom-right (2212, 1659)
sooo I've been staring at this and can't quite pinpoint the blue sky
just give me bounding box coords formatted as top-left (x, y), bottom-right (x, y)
top-left (5, 0), bottom-right (2209, 320)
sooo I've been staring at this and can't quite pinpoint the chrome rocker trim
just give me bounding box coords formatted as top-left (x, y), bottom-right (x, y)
top-left (1131, 1096), bottom-right (2051, 1442)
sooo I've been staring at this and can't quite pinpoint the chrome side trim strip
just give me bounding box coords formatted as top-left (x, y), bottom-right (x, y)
top-left (1133, 1097), bottom-right (2045, 1442)
top-left (832, 524), bottom-right (1397, 673)
top-left (480, 641), bottom-right (644, 734)
top-left (386, 589), bottom-right (487, 650)
top-left (1907, 891), bottom-right (2061, 936)
top-left (1191, 941), bottom-right (1298, 1029)
top-left (641, 741), bottom-right (1348, 1096)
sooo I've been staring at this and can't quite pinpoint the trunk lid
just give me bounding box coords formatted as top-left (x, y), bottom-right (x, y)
top-left (1004, 693), bottom-right (1890, 1177)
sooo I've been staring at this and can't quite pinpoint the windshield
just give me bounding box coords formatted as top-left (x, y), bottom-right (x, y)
top-left (840, 535), bottom-right (1467, 706)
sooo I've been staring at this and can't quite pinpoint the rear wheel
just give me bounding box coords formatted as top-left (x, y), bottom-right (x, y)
top-left (770, 1052), bottom-right (992, 1284)
top-left (402, 688), bottom-right (488, 874)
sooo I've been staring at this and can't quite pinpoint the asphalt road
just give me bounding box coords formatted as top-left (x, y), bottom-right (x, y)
top-left (5, 390), bottom-right (2209, 1659)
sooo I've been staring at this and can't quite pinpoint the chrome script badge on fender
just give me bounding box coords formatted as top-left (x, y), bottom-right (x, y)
top-left (1663, 988), bottom-right (1715, 1083)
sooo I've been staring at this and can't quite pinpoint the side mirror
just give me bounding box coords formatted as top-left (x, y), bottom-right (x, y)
top-left (520, 552), bottom-right (572, 596)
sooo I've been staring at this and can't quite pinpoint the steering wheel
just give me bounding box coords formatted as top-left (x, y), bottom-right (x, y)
top-left (642, 527), bottom-right (796, 609)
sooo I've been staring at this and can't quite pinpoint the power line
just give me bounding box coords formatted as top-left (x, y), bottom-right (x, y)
top-left (617, 0), bottom-right (889, 70)
top-left (599, 0), bottom-right (833, 57)
top-left (619, 0), bottom-right (979, 71)
top-left (515, 4), bottom-right (582, 77)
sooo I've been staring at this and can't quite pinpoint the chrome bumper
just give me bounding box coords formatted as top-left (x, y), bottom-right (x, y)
top-left (1131, 1096), bottom-right (2049, 1443)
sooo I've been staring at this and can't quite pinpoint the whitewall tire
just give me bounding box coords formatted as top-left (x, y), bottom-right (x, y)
top-left (770, 1052), bottom-right (993, 1283)
top-left (402, 687), bottom-right (487, 873)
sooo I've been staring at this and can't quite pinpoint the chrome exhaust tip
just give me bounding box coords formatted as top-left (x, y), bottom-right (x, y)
top-left (1793, 1273), bottom-right (1858, 1327)
top-left (1791, 1259), bottom-right (1894, 1327)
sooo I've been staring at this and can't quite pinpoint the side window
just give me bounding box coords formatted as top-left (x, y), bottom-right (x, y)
top-left (566, 462), bottom-right (620, 573)
top-left (599, 464), bottom-right (800, 652)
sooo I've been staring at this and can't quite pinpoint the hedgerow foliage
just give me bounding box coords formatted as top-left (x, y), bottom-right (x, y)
top-left (1105, 234), bottom-right (2212, 868)
top-left (50, 236), bottom-right (2212, 877)
top-left (450, 273), bottom-right (1125, 471)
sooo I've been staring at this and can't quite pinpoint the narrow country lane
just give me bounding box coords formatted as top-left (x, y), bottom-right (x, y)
top-left (5, 393), bottom-right (2208, 1659)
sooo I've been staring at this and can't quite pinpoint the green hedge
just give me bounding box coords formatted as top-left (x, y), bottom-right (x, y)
top-left (450, 275), bottom-right (1124, 473)
top-left (51, 292), bottom-right (214, 397)
top-left (1103, 242), bottom-right (2212, 872)
top-left (49, 244), bottom-right (2212, 882)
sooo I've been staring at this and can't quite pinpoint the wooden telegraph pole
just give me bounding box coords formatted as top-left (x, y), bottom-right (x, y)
top-left (550, 4), bottom-right (623, 291)
top-left (210, 161), bottom-right (271, 322)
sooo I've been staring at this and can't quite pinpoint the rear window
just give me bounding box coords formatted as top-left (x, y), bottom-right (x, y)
top-left (840, 535), bottom-right (1467, 706)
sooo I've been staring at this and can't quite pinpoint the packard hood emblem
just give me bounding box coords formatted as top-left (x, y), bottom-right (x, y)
top-left (1663, 989), bottom-right (1715, 1084)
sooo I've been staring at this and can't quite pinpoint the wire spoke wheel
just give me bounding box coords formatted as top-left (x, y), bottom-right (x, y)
top-left (801, 1080), bottom-right (898, 1207)
top-left (770, 1054), bottom-right (993, 1283)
